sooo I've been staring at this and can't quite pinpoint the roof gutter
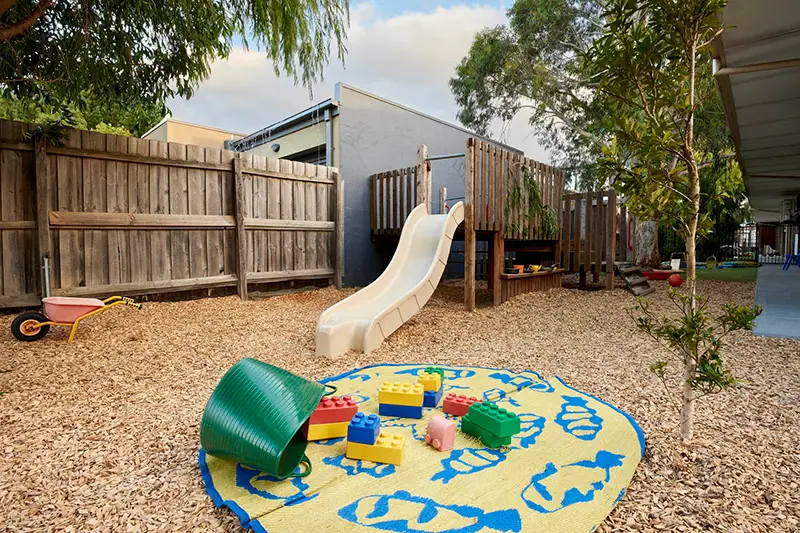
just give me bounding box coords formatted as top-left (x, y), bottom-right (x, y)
top-left (231, 99), bottom-right (339, 152)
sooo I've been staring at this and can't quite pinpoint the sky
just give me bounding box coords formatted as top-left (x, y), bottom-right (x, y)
top-left (166, 1), bottom-right (550, 162)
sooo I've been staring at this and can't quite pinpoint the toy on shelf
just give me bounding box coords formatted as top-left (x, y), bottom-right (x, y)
top-left (302, 396), bottom-right (357, 441)
top-left (460, 401), bottom-right (521, 448)
top-left (378, 382), bottom-right (423, 419)
top-left (346, 431), bottom-right (405, 465)
top-left (443, 393), bottom-right (479, 416)
top-left (425, 414), bottom-right (456, 451)
top-left (348, 413), bottom-right (381, 444)
top-left (11, 296), bottom-right (142, 343)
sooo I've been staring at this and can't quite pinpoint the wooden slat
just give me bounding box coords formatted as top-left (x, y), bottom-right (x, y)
top-left (554, 169), bottom-right (563, 265)
top-left (1, 134), bottom-right (27, 296)
top-left (242, 219), bottom-right (334, 231)
top-left (130, 137), bottom-right (152, 283)
top-left (304, 163), bottom-right (318, 270)
top-left (606, 189), bottom-right (617, 290)
top-left (205, 147), bottom-right (225, 276)
top-left (49, 211), bottom-right (235, 228)
top-left (378, 172), bottom-right (385, 234)
top-left (105, 135), bottom-right (127, 286)
top-left (248, 268), bottom-right (334, 283)
top-left (233, 156), bottom-right (247, 299)
top-left (563, 195), bottom-right (573, 270)
top-left (167, 142), bottom-right (189, 280)
top-left (292, 161), bottom-right (306, 270)
top-left (279, 159), bottom-right (294, 270)
top-left (56, 128), bottom-right (85, 290)
top-left (619, 204), bottom-right (628, 263)
top-left (597, 189), bottom-right (605, 267)
top-left (393, 169), bottom-right (400, 231)
top-left (82, 131), bottom-right (109, 288)
top-left (0, 220), bottom-right (36, 229)
top-left (316, 167), bottom-right (329, 269)
top-left (369, 175), bottom-right (376, 232)
top-left (334, 170), bottom-right (344, 289)
top-left (585, 190), bottom-right (593, 272)
top-left (266, 157), bottom-right (281, 271)
top-left (242, 165), bottom-right (334, 184)
top-left (55, 274), bottom-right (238, 298)
top-left (239, 153), bottom-right (254, 274)
top-left (406, 168), bottom-right (413, 221)
top-left (465, 138), bottom-right (476, 311)
top-left (148, 140), bottom-right (171, 281)
top-left (251, 155), bottom-right (268, 274)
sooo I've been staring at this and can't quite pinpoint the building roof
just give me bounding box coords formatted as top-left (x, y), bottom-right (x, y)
top-left (712, 0), bottom-right (800, 222)
top-left (231, 83), bottom-right (524, 155)
top-left (141, 118), bottom-right (246, 139)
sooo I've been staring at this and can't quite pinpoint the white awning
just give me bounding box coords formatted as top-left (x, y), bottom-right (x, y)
top-left (713, 0), bottom-right (800, 222)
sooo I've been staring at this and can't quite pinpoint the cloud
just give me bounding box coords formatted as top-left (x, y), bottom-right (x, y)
top-left (166, 2), bottom-right (550, 162)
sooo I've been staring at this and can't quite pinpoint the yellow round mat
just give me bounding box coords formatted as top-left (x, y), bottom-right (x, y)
top-left (199, 364), bottom-right (644, 533)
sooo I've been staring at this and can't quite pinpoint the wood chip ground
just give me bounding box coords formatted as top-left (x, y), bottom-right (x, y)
top-left (1, 279), bottom-right (798, 532)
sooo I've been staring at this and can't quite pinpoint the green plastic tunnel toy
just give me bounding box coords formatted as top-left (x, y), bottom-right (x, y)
top-left (200, 358), bottom-right (328, 479)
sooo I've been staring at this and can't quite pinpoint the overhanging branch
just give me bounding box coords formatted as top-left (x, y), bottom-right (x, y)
top-left (0, 0), bottom-right (52, 43)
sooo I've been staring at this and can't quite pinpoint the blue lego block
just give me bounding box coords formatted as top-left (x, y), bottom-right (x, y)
top-left (379, 403), bottom-right (423, 419)
top-left (348, 412), bottom-right (381, 444)
top-left (423, 386), bottom-right (444, 408)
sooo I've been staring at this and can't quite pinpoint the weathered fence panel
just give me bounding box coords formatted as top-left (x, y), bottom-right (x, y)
top-left (0, 119), bottom-right (343, 308)
top-left (369, 166), bottom-right (418, 235)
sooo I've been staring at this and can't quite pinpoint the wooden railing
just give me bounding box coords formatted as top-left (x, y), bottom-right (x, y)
top-left (369, 167), bottom-right (418, 235)
top-left (468, 139), bottom-right (565, 240)
top-left (0, 119), bottom-right (344, 307)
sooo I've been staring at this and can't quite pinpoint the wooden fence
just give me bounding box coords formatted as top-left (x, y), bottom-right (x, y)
top-left (0, 119), bottom-right (343, 308)
top-left (560, 189), bottom-right (638, 289)
top-left (469, 139), bottom-right (565, 240)
top-left (369, 167), bottom-right (419, 235)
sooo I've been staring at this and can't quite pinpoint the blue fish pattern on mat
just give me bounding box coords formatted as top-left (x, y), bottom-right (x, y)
top-left (346, 393), bottom-right (370, 404)
top-left (379, 419), bottom-right (427, 441)
top-left (442, 383), bottom-right (470, 392)
top-left (555, 396), bottom-right (603, 440)
top-left (520, 450), bottom-right (625, 514)
top-left (431, 448), bottom-right (507, 484)
top-left (345, 372), bottom-right (373, 382)
top-left (338, 490), bottom-right (522, 533)
top-left (312, 437), bottom-right (345, 447)
top-left (483, 388), bottom-right (521, 407)
top-left (487, 371), bottom-right (554, 393)
top-left (395, 368), bottom-right (476, 380)
top-left (322, 454), bottom-right (397, 478)
top-left (511, 413), bottom-right (546, 449)
top-left (236, 465), bottom-right (319, 507)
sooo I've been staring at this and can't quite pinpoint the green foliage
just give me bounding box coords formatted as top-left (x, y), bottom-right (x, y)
top-left (0, 91), bottom-right (164, 137)
top-left (504, 166), bottom-right (558, 238)
top-left (1, 0), bottom-right (349, 106)
top-left (630, 289), bottom-right (761, 400)
top-left (450, 0), bottom-right (607, 188)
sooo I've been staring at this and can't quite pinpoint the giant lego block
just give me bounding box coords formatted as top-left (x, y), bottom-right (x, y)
top-left (442, 393), bottom-right (479, 416)
top-left (378, 403), bottom-right (423, 419)
top-left (423, 386), bottom-right (443, 408)
top-left (346, 432), bottom-right (405, 465)
top-left (302, 420), bottom-right (349, 441)
top-left (423, 367), bottom-right (446, 382)
top-left (418, 372), bottom-right (442, 392)
top-left (348, 412), bottom-right (381, 445)
top-left (467, 401), bottom-right (521, 438)
top-left (308, 396), bottom-right (358, 425)
top-left (378, 382), bottom-right (424, 407)
top-left (460, 415), bottom-right (511, 448)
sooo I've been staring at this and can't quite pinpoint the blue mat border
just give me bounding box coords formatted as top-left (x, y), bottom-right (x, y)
top-left (198, 363), bottom-right (647, 532)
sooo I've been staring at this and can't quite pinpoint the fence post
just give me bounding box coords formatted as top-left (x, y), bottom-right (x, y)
top-left (439, 187), bottom-right (447, 214)
top-left (606, 189), bottom-right (617, 290)
top-left (34, 140), bottom-right (52, 297)
top-left (465, 138), bottom-right (476, 311)
top-left (416, 144), bottom-right (429, 212)
top-left (334, 170), bottom-right (344, 289)
top-left (233, 155), bottom-right (248, 299)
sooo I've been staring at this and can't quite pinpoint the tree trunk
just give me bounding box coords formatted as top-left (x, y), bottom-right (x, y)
top-left (635, 220), bottom-right (660, 267)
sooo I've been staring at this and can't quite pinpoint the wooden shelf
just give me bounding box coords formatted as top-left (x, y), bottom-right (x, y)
top-left (500, 268), bottom-right (565, 280)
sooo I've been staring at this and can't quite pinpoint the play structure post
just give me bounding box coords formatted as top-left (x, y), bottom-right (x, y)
top-left (439, 187), bottom-right (447, 214)
top-left (606, 189), bottom-right (617, 290)
top-left (416, 144), bottom-right (431, 212)
top-left (334, 170), bottom-right (344, 289)
top-left (464, 139), bottom-right (476, 311)
top-left (490, 232), bottom-right (503, 305)
top-left (34, 140), bottom-right (52, 298)
top-left (233, 155), bottom-right (248, 299)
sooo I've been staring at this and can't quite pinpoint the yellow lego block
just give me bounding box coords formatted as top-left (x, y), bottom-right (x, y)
top-left (378, 382), bottom-right (424, 406)
top-left (303, 420), bottom-right (349, 441)
top-left (346, 432), bottom-right (405, 465)
top-left (418, 372), bottom-right (442, 392)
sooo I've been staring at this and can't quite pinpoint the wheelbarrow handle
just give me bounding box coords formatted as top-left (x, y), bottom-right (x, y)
top-left (124, 300), bottom-right (143, 310)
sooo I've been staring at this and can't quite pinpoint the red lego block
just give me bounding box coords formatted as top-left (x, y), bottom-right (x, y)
top-left (308, 395), bottom-right (358, 424)
top-left (443, 393), bottom-right (479, 417)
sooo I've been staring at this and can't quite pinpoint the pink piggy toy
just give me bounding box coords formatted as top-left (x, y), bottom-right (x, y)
top-left (425, 414), bottom-right (456, 451)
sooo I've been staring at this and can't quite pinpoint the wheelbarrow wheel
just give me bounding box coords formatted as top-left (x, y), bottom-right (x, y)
top-left (11, 311), bottom-right (50, 342)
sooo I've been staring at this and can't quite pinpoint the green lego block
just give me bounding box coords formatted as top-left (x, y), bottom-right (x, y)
top-left (424, 367), bottom-right (446, 382)
top-left (461, 415), bottom-right (511, 448)
top-left (466, 401), bottom-right (521, 438)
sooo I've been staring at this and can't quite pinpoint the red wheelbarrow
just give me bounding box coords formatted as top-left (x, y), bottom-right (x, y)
top-left (11, 296), bottom-right (142, 343)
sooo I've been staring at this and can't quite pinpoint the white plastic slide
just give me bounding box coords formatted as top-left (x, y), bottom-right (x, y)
top-left (315, 201), bottom-right (465, 357)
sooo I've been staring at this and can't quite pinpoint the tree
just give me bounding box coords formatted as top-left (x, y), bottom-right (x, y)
top-left (0, 0), bottom-right (349, 106)
top-left (0, 91), bottom-right (164, 136)
top-left (450, 0), bottom-right (607, 188)
top-left (586, 0), bottom-right (759, 440)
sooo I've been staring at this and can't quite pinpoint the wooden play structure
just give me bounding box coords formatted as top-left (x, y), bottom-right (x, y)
top-left (559, 189), bottom-right (640, 290)
top-left (370, 139), bottom-right (565, 310)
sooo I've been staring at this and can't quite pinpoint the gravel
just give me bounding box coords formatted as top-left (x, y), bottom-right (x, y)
top-left (1, 279), bottom-right (798, 532)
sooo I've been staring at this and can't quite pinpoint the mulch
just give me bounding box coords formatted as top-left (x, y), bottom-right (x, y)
top-left (0, 279), bottom-right (798, 532)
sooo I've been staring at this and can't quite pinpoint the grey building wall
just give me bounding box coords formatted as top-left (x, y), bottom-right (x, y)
top-left (336, 84), bottom-right (521, 287)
